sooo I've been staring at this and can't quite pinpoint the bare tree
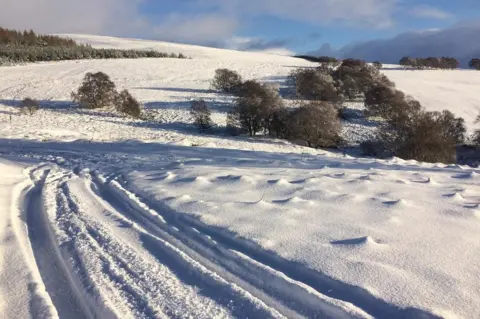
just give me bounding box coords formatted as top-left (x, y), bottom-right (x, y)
top-left (338, 75), bottom-right (359, 100)
top-left (233, 80), bottom-right (284, 136)
top-left (333, 61), bottom-right (390, 98)
top-left (372, 61), bottom-right (383, 69)
top-left (20, 98), bottom-right (39, 115)
top-left (211, 69), bottom-right (243, 94)
top-left (472, 131), bottom-right (480, 146)
top-left (364, 86), bottom-right (406, 118)
top-left (379, 109), bottom-right (465, 163)
top-left (116, 89), bottom-right (142, 118)
top-left (72, 72), bottom-right (117, 109)
top-left (190, 100), bottom-right (213, 132)
top-left (289, 68), bottom-right (342, 103)
top-left (288, 101), bottom-right (341, 148)
top-left (226, 110), bottom-right (243, 136)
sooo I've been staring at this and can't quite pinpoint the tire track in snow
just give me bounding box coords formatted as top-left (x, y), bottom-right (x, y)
top-left (23, 164), bottom-right (277, 319)
top-left (92, 173), bottom-right (373, 319)
top-left (56, 182), bottom-right (166, 319)
top-left (86, 175), bottom-right (288, 319)
top-left (24, 168), bottom-right (97, 319)
top-left (58, 179), bottom-right (236, 319)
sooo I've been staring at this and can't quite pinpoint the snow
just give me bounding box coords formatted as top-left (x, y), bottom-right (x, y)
top-left (0, 160), bottom-right (58, 319)
top-left (0, 34), bottom-right (479, 318)
top-left (58, 34), bottom-right (300, 62)
top-left (127, 155), bottom-right (480, 319)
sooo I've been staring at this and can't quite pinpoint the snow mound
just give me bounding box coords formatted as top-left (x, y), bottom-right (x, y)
top-left (330, 236), bottom-right (383, 247)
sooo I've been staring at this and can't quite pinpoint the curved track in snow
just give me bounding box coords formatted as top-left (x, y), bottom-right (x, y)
top-left (15, 163), bottom-right (443, 319)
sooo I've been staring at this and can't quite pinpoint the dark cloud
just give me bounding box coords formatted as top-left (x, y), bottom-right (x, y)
top-left (237, 39), bottom-right (292, 51)
top-left (309, 32), bottom-right (322, 39)
top-left (308, 22), bottom-right (480, 66)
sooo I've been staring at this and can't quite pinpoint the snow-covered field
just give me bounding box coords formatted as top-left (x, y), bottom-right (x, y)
top-left (0, 35), bottom-right (479, 319)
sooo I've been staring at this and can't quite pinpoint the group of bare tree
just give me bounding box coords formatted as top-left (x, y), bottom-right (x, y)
top-left (361, 67), bottom-right (466, 163)
top-left (207, 60), bottom-right (396, 150)
top-left (72, 72), bottom-right (142, 118)
top-left (291, 58), bottom-right (393, 102)
top-left (399, 57), bottom-right (459, 70)
top-left (69, 62), bottom-right (466, 163)
top-left (17, 61), bottom-right (471, 164)
top-left (18, 72), bottom-right (143, 118)
top-left (285, 58), bottom-right (466, 163)
top-left (203, 68), bottom-right (342, 148)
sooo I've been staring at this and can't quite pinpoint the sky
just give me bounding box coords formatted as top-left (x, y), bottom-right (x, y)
top-left (1, 0), bottom-right (479, 59)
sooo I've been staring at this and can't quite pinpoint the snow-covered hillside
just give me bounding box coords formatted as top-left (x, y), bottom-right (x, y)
top-left (383, 65), bottom-right (480, 133)
top-left (59, 33), bottom-right (298, 61)
top-left (1, 35), bottom-right (479, 319)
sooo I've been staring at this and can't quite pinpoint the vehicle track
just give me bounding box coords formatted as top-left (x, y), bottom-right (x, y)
top-left (24, 167), bottom-right (99, 319)
top-left (95, 171), bottom-right (442, 319)
top-left (90, 172), bottom-right (376, 319)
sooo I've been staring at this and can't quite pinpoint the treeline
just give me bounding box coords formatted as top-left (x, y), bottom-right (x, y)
top-left (0, 27), bottom-right (77, 46)
top-left (0, 46), bottom-right (187, 64)
top-left (399, 57), bottom-right (459, 69)
top-left (0, 27), bottom-right (188, 65)
top-left (298, 54), bottom-right (480, 71)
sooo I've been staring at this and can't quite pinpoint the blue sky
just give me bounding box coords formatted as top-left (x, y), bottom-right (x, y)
top-left (131, 0), bottom-right (479, 53)
top-left (2, 0), bottom-right (479, 55)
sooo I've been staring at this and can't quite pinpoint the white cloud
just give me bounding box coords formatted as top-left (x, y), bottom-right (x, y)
top-left (0, 0), bottom-right (145, 36)
top-left (152, 14), bottom-right (238, 43)
top-left (409, 5), bottom-right (452, 20)
top-left (198, 0), bottom-right (398, 28)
